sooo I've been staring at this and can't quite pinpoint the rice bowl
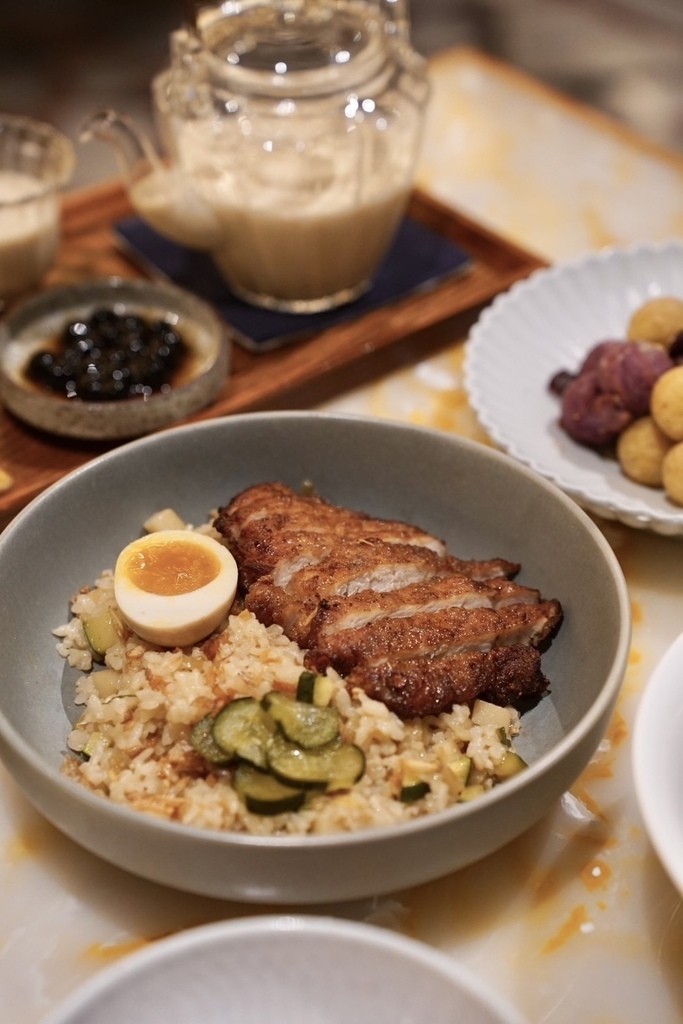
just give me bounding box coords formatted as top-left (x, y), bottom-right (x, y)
top-left (0, 412), bottom-right (630, 903)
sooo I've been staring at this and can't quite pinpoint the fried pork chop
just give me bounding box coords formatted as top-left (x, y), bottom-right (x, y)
top-left (214, 483), bottom-right (563, 718)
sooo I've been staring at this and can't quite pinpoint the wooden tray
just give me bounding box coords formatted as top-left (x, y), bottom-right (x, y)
top-left (0, 180), bottom-right (545, 527)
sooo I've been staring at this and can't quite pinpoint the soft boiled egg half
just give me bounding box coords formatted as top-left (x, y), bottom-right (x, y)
top-left (113, 530), bottom-right (238, 647)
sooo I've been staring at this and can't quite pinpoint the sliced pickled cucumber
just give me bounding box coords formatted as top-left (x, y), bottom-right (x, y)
top-left (494, 750), bottom-right (528, 780)
top-left (262, 690), bottom-right (339, 748)
top-left (268, 732), bottom-right (365, 791)
top-left (399, 780), bottom-right (431, 803)
top-left (458, 783), bottom-right (486, 802)
top-left (192, 690), bottom-right (365, 813)
top-left (496, 726), bottom-right (512, 748)
top-left (233, 763), bottom-right (306, 815)
top-left (295, 670), bottom-right (335, 707)
top-left (212, 698), bottom-right (275, 769)
top-left (325, 743), bottom-right (366, 791)
top-left (191, 714), bottom-right (233, 765)
top-left (448, 755), bottom-right (472, 789)
top-left (83, 607), bottom-right (121, 661)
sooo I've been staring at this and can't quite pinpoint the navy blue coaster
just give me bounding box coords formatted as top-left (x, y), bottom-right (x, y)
top-left (115, 214), bottom-right (473, 353)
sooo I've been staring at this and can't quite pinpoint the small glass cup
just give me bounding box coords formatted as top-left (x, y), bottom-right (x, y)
top-left (0, 113), bottom-right (75, 301)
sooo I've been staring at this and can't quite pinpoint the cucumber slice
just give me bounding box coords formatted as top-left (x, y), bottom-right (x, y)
top-left (399, 780), bottom-right (431, 803)
top-left (268, 733), bottom-right (365, 791)
top-left (262, 691), bottom-right (339, 748)
top-left (448, 755), bottom-right (472, 789)
top-left (212, 698), bottom-right (275, 768)
top-left (295, 670), bottom-right (335, 707)
top-left (191, 714), bottom-right (233, 765)
top-left (494, 750), bottom-right (528, 779)
top-left (83, 607), bottom-right (121, 661)
top-left (458, 783), bottom-right (486, 802)
top-left (233, 763), bottom-right (306, 815)
top-left (325, 743), bottom-right (366, 792)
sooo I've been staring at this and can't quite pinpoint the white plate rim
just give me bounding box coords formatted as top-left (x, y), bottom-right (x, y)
top-left (632, 631), bottom-right (683, 896)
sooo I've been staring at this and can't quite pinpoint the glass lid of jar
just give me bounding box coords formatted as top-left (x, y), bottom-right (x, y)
top-left (195, 1), bottom-right (387, 96)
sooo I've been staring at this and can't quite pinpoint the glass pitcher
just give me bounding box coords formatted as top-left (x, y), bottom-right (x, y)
top-left (87, 0), bottom-right (430, 313)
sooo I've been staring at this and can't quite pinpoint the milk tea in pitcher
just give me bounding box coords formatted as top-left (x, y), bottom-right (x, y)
top-left (84, 1), bottom-right (430, 313)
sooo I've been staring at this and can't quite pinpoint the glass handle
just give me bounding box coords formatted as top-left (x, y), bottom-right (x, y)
top-left (380, 0), bottom-right (410, 39)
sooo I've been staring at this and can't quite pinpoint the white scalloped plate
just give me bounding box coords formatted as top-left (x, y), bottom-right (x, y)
top-left (464, 241), bottom-right (683, 535)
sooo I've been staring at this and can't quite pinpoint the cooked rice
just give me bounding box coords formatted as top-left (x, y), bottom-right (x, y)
top-left (55, 528), bottom-right (521, 837)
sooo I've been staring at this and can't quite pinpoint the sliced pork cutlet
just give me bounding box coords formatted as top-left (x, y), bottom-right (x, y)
top-left (214, 482), bottom-right (317, 541)
top-left (247, 573), bottom-right (540, 649)
top-left (244, 539), bottom-right (522, 644)
top-left (243, 537), bottom-right (454, 640)
top-left (218, 481), bottom-right (446, 544)
top-left (214, 482), bottom-right (448, 554)
top-left (305, 599), bottom-right (563, 677)
top-left (275, 538), bottom-right (512, 600)
top-left (345, 645), bottom-right (549, 718)
top-left (214, 482), bottom-right (450, 589)
top-left (265, 539), bottom-right (519, 599)
top-left (225, 528), bottom-right (334, 591)
top-left (216, 482), bottom-right (561, 719)
top-left (307, 576), bottom-right (541, 640)
top-left (232, 519), bottom-right (453, 592)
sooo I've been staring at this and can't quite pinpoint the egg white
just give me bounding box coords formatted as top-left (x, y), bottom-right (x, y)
top-left (113, 530), bottom-right (238, 647)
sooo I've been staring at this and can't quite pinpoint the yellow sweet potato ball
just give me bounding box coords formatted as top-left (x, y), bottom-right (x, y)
top-left (616, 416), bottom-right (671, 487)
top-left (627, 296), bottom-right (683, 350)
top-left (662, 442), bottom-right (683, 506)
top-left (651, 366), bottom-right (683, 441)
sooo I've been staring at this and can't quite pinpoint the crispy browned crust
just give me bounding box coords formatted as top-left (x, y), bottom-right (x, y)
top-left (343, 645), bottom-right (549, 718)
top-left (214, 484), bottom-right (561, 719)
top-left (308, 575), bottom-right (541, 636)
top-left (304, 600), bottom-right (563, 677)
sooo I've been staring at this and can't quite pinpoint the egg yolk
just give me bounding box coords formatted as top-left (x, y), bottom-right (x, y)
top-left (123, 540), bottom-right (221, 596)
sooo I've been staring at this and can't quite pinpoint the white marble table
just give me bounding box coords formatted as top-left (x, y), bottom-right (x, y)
top-left (3, 48), bottom-right (683, 1024)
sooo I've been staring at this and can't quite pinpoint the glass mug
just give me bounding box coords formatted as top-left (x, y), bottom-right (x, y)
top-left (0, 113), bottom-right (75, 301)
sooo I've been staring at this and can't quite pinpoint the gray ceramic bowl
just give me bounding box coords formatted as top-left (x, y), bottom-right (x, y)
top-left (0, 412), bottom-right (630, 903)
top-left (0, 277), bottom-right (230, 439)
